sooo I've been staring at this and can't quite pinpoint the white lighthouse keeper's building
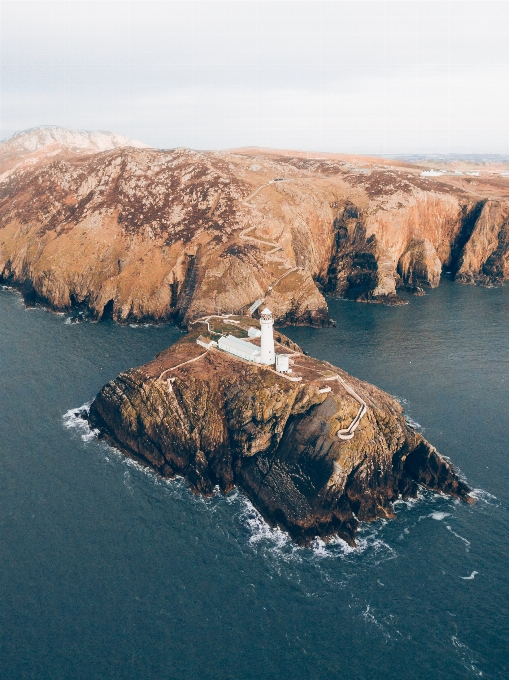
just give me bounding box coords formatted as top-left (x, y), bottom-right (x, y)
top-left (259, 307), bottom-right (275, 365)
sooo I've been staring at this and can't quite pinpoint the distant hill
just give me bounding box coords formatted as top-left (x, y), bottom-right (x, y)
top-left (1, 125), bottom-right (149, 154)
top-left (390, 153), bottom-right (509, 164)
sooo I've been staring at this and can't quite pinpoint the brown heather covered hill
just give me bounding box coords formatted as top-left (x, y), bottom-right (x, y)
top-left (1, 127), bottom-right (509, 325)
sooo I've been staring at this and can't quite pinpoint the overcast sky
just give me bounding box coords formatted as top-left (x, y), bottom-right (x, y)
top-left (1, 1), bottom-right (509, 153)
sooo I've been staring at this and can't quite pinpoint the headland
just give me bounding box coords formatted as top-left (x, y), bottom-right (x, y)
top-left (88, 313), bottom-right (472, 545)
top-left (1, 128), bottom-right (509, 327)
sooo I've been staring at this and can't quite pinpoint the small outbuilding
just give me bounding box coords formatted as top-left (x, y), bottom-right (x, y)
top-left (420, 170), bottom-right (443, 177)
top-left (275, 355), bottom-right (290, 373)
top-left (196, 336), bottom-right (217, 350)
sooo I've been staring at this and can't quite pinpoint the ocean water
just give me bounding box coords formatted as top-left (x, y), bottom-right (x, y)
top-left (0, 279), bottom-right (508, 679)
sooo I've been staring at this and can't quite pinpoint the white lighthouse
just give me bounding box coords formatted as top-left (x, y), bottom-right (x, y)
top-left (259, 307), bottom-right (275, 364)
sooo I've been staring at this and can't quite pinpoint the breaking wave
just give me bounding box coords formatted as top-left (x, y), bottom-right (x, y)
top-left (62, 403), bottom-right (493, 597)
top-left (235, 492), bottom-right (398, 577)
top-left (62, 402), bottom-right (98, 442)
top-left (404, 414), bottom-right (422, 429)
top-left (451, 634), bottom-right (484, 677)
top-left (470, 488), bottom-right (500, 506)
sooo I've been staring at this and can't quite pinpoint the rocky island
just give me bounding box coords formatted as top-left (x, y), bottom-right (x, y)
top-left (88, 314), bottom-right (472, 545)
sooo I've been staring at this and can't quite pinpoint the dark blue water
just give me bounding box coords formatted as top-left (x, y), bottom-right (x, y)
top-left (0, 280), bottom-right (507, 679)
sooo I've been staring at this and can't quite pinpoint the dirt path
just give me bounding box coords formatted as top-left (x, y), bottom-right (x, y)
top-left (324, 374), bottom-right (367, 440)
top-left (240, 181), bottom-right (301, 305)
top-left (158, 351), bottom-right (208, 380)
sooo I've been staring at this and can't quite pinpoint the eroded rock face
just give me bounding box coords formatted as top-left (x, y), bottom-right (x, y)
top-left (1, 131), bottom-right (509, 324)
top-left (88, 328), bottom-right (472, 544)
top-left (456, 199), bottom-right (509, 284)
top-left (398, 238), bottom-right (443, 288)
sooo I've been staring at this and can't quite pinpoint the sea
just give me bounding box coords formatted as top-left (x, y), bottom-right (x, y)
top-left (0, 277), bottom-right (508, 679)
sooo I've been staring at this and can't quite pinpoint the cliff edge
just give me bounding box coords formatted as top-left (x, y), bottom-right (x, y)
top-left (2, 130), bottom-right (509, 326)
top-left (88, 317), bottom-right (472, 544)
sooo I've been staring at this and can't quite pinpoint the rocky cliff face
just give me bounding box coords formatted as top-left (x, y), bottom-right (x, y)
top-left (1, 129), bottom-right (509, 325)
top-left (456, 199), bottom-right (509, 284)
top-left (88, 322), bottom-right (472, 545)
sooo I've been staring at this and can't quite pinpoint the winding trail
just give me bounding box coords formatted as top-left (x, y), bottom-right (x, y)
top-left (160, 317), bottom-right (367, 440)
top-left (239, 181), bottom-right (301, 303)
top-left (291, 359), bottom-right (368, 440)
top-left (324, 374), bottom-right (367, 440)
top-left (265, 266), bottom-right (299, 291)
top-left (158, 351), bottom-right (208, 380)
top-left (240, 181), bottom-right (291, 265)
top-left (238, 224), bottom-right (287, 263)
top-left (190, 177), bottom-right (369, 441)
top-left (190, 314), bottom-right (236, 334)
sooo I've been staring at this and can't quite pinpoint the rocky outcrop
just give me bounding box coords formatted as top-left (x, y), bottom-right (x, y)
top-left (456, 199), bottom-right (509, 284)
top-left (88, 323), bottom-right (472, 544)
top-left (1, 129), bottom-right (509, 325)
top-left (398, 238), bottom-right (442, 289)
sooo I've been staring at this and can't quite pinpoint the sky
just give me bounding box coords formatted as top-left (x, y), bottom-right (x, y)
top-left (1, 0), bottom-right (509, 154)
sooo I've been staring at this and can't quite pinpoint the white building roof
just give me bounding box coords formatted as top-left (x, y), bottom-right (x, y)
top-left (196, 335), bottom-right (217, 349)
top-left (261, 307), bottom-right (272, 315)
top-left (219, 334), bottom-right (261, 358)
top-left (420, 170), bottom-right (443, 177)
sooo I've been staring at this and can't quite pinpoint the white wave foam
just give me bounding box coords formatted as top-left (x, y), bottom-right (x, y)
top-left (451, 635), bottom-right (484, 677)
top-left (430, 511), bottom-right (451, 521)
top-left (360, 604), bottom-right (392, 639)
top-left (446, 525), bottom-right (471, 551)
top-left (235, 495), bottom-right (398, 574)
top-left (393, 492), bottom-right (424, 511)
top-left (460, 571), bottom-right (478, 580)
top-left (356, 536), bottom-right (397, 564)
top-left (395, 487), bottom-right (450, 517)
top-left (470, 488), bottom-right (500, 506)
top-left (312, 535), bottom-right (358, 558)
top-left (63, 315), bottom-right (84, 325)
top-left (310, 538), bottom-right (330, 558)
top-left (62, 402), bottom-right (98, 442)
top-left (62, 402), bottom-right (479, 582)
top-left (389, 395), bottom-right (425, 430)
top-left (404, 415), bottom-right (422, 429)
top-left (238, 496), bottom-right (294, 553)
top-left (63, 407), bottom-right (194, 498)
top-left (232, 502), bottom-right (398, 593)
